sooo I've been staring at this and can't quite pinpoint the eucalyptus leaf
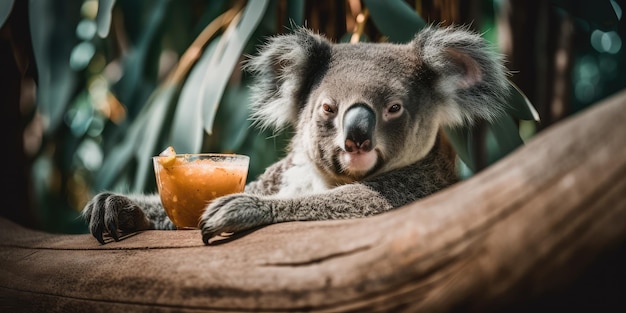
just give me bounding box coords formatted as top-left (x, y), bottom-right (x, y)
top-left (94, 112), bottom-right (147, 191)
top-left (66, 91), bottom-right (95, 137)
top-left (201, 0), bottom-right (269, 134)
top-left (446, 112), bottom-right (526, 172)
top-left (29, 0), bottom-right (79, 135)
top-left (363, 0), bottom-right (426, 43)
top-left (506, 80), bottom-right (540, 122)
top-left (0, 0), bottom-right (13, 29)
top-left (94, 85), bottom-right (178, 192)
top-left (113, 0), bottom-right (169, 115)
top-left (216, 84), bottom-right (252, 152)
top-left (194, 0), bottom-right (230, 34)
top-left (286, 0), bottom-right (305, 26)
top-left (444, 126), bottom-right (476, 172)
top-left (550, 0), bottom-right (619, 31)
top-left (486, 114), bottom-right (524, 164)
top-left (237, 127), bottom-right (290, 183)
top-left (171, 38), bottom-right (221, 153)
top-left (133, 85), bottom-right (180, 193)
top-left (96, 0), bottom-right (115, 38)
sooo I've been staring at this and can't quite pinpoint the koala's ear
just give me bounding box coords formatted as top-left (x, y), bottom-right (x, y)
top-left (244, 28), bottom-right (332, 131)
top-left (413, 26), bottom-right (510, 126)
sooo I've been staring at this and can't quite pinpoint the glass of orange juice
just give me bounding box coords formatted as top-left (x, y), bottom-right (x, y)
top-left (153, 147), bottom-right (249, 229)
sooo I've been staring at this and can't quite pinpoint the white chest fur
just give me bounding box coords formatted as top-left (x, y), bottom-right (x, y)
top-left (276, 152), bottom-right (330, 197)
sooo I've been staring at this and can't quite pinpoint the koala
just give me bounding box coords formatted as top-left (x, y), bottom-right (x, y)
top-left (82, 25), bottom-right (510, 245)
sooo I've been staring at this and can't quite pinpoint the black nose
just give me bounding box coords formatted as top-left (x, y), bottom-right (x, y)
top-left (343, 103), bottom-right (376, 153)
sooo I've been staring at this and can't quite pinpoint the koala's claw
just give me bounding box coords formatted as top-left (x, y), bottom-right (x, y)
top-left (200, 227), bottom-right (216, 245)
top-left (107, 221), bottom-right (120, 241)
top-left (82, 193), bottom-right (151, 244)
top-left (199, 194), bottom-right (273, 245)
top-left (92, 223), bottom-right (105, 245)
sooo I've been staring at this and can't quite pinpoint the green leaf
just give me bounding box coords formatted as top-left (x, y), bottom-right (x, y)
top-left (113, 0), bottom-right (169, 114)
top-left (95, 86), bottom-right (178, 192)
top-left (216, 84), bottom-right (252, 152)
top-left (65, 91), bottom-right (95, 137)
top-left (237, 127), bottom-right (290, 182)
top-left (202, 0), bottom-right (270, 135)
top-left (444, 126), bottom-right (476, 172)
top-left (485, 114), bottom-right (524, 164)
top-left (94, 113), bottom-right (146, 191)
top-left (550, 0), bottom-right (619, 31)
top-left (445, 113), bottom-right (525, 174)
top-left (29, 0), bottom-right (80, 135)
top-left (192, 0), bottom-right (230, 38)
top-left (0, 0), bottom-right (13, 29)
top-left (286, 0), bottom-right (305, 26)
top-left (133, 86), bottom-right (180, 192)
top-left (363, 0), bottom-right (426, 43)
top-left (170, 38), bottom-right (221, 154)
top-left (96, 0), bottom-right (115, 38)
top-left (506, 80), bottom-right (540, 122)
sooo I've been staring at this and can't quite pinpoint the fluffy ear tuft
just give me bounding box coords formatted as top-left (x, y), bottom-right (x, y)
top-left (414, 25), bottom-right (511, 126)
top-left (244, 27), bottom-right (332, 131)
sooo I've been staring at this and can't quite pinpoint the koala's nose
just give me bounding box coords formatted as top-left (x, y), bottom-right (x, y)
top-left (343, 103), bottom-right (376, 153)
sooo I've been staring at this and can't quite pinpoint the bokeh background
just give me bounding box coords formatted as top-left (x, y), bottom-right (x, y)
top-left (1, 0), bottom-right (624, 234)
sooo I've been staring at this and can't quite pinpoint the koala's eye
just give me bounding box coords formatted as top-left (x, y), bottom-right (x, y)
top-left (388, 103), bottom-right (402, 114)
top-left (384, 102), bottom-right (403, 121)
top-left (322, 103), bottom-right (335, 114)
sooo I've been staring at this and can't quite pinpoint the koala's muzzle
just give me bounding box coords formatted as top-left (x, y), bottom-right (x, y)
top-left (343, 104), bottom-right (376, 153)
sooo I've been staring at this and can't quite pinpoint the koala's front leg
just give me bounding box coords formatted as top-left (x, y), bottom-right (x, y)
top-left (82, 193), bottom-right (175, 244)
top-left (199, 184), bottom-right (392, 244)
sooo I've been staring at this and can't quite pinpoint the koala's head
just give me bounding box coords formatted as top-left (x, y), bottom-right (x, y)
top-left (245, 26), bottom-right (509, 184)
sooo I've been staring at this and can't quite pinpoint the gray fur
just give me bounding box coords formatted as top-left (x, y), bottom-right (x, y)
top-left (82, 25), bottom-right (509, 245)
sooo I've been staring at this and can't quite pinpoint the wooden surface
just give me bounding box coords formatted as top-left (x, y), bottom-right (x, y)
top-left (1, 90), bottom-right (625, 312)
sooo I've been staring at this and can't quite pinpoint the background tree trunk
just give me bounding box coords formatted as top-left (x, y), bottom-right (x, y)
top-left (497, 0), bottom-right (575, 130)
top-left (0, 0), bottom-right (39, 230)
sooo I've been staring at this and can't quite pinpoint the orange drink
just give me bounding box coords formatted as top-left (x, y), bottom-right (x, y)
top-left (153, 147), bottom-right (249, 229)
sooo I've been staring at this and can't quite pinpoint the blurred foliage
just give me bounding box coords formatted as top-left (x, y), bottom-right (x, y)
top-left (4, 0), bottom-right (623, 233)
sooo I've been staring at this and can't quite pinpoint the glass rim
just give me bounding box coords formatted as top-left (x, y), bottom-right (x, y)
top-left (153, 153), bottom-right (249, 159)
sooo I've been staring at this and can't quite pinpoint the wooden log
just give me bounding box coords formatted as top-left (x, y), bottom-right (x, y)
top-left (1, 90), bottom-right (625, 312)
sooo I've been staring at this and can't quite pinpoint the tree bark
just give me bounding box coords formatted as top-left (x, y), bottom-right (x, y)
top-left (1, 90), bottom-right (625, 312)
top-left (0, 0), bottom-right (39, 230)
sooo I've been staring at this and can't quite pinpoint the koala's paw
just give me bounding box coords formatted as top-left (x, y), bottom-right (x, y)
top-left (82, 193), bottom-right (152, 244)
top-left (199, 194), bottom-right (273, 244)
